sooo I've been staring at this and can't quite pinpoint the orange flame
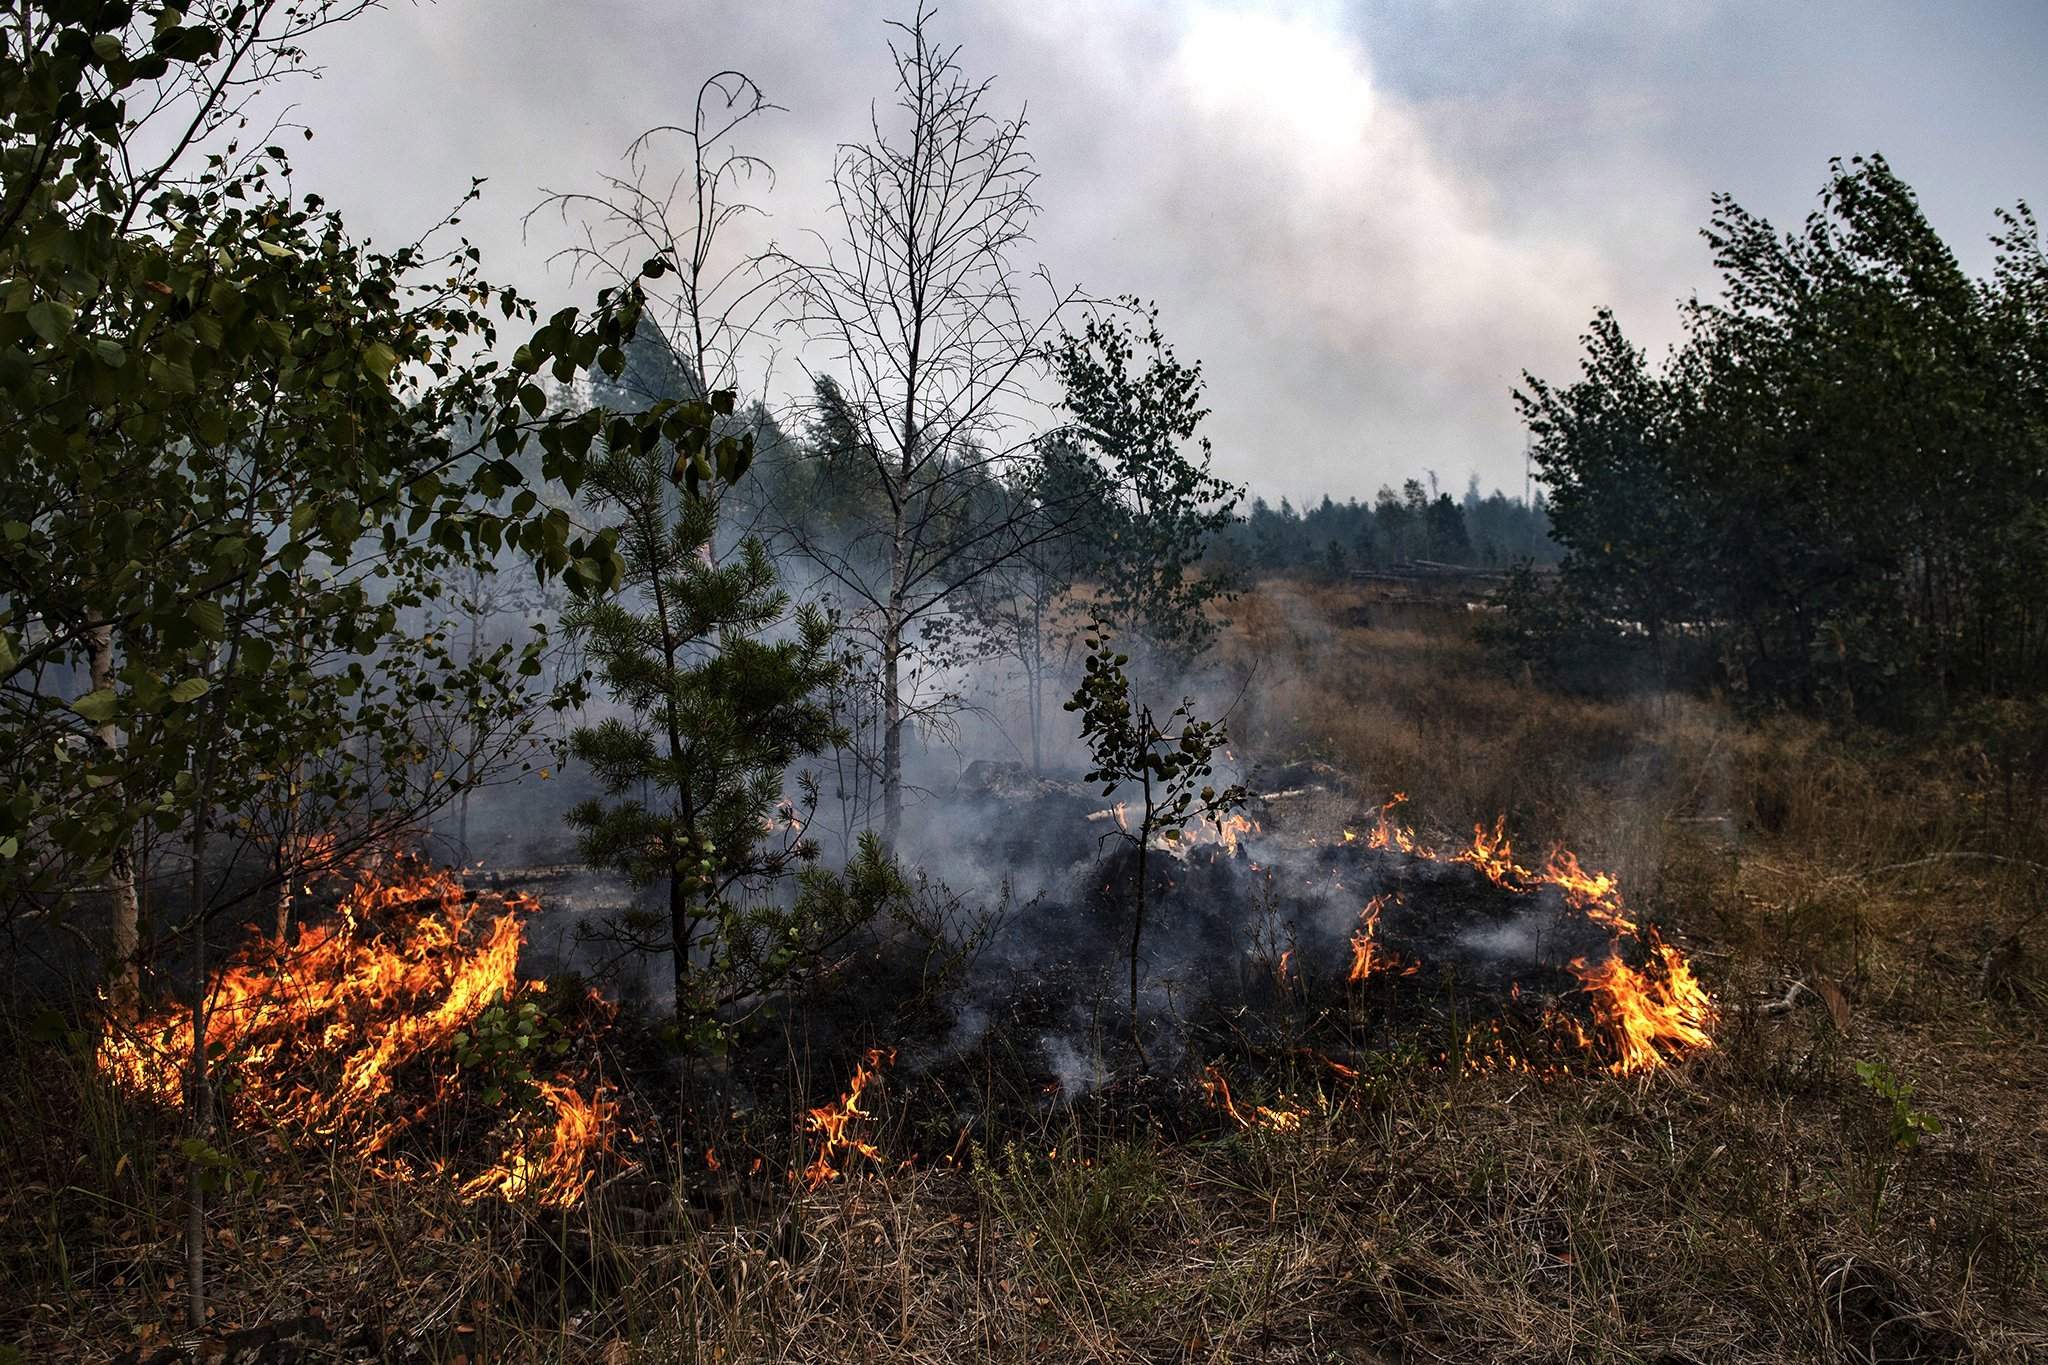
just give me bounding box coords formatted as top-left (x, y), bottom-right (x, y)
top-left (1540, 848), bottom-right (1636, 933)
top-left (97, 856), bottom-right (614, 1206)
top-left (1337, 795), bottom-right (1711, 1073)
top-left (1456, 815), bottom-right (1529, 889)
top-left (1099, 804), bottom-right (1259, 856)
top-left (803, 1047), bottom-right (895, 1188)
top-left (1200, 1065), bottom-right (1307, 1133)
top-left (1346, 895), bottom-right (1418, 983)
top-left (1361, 793), bottom-right (1433, 859)
top-left (459, 1081), bottom-right (617, 1208)
top-left (1569, 931), bottom-right (1715, 1075)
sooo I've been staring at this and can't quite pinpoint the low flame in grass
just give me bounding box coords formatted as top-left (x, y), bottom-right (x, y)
top-left (1200, 1065), bottom-right (1307, 1133)
top-left (459, 1080), bottom-right (617, 1207)
top-left (1178, 811), bottom-right (1258, 855)
top-left (1098, 804), bottom-right (1260, 856)
top-left (1333, 795), bottom-right (1713, 1074)
top-left (1346, 894), bottom-right (1417, 984)
top-left (97, 856), bottom-right (614, 1207)
top-left (1541, 848), bottom-right (1635, 933)
top-left (1569, 931), bottom-right (1715, 1075)
top-left (1363, 793), bottom-right (1429, 858)
top-left (803, 1047), bottom-right (894, 1188)
top-left (1456, 815), bottom-right (1528, 889)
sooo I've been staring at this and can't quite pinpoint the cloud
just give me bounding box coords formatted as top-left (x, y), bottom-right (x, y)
top-left (272, 0), bottom-right (2048, 505)
top-left (978, 1), bottom-right (1626, 498)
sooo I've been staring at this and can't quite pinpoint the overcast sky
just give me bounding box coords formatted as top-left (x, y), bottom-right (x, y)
top-left (281, 0), bottom-right (2048, 505)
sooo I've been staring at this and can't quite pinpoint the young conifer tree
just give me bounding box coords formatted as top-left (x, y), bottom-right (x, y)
top-left (566, 398), bottom-right (883, 1042)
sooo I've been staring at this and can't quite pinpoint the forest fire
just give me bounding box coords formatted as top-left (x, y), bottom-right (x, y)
top-left (1347, 893), bottom-right (1419, 983)
top-left (97, 857), bottom-right (616, 1208)
top-left (803, 1047), bottom-right (895, 1187)
top-left (1569, 933), bottom-right (1716, 1075)
top-left (1201, 1065), bottom-right (1308, 1133)
top-left (1095, 803), bottom-right (1261, 856)
top-left (1335, 795), bottom-right (1715, 1075)
top-left (89, 794), bottom-right (1713, 1218)
top-left (459, 1080), bottom-right (619, 1207)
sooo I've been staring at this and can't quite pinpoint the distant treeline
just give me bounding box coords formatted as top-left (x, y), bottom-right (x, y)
top-left (1211, 480), bottom-right (1557, 579)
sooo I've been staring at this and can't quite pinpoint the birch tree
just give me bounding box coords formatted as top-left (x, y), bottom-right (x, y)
top-left (773, 5), bottom-right (1084, 847)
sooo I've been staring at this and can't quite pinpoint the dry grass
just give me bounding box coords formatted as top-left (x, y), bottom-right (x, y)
top-left (6, 576), bottom-right (2046, 1362)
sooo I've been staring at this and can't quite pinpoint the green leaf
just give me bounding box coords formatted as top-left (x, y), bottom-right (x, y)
top-left (361, 342), bottom-right (397, 382)
top-left (168, 677), bottom-right (211, 704)
top-left (188, 600), bottom-right (226, 639)
top-left (24, 300), bottom-right (68, 344)
top-left (70, 689), bottom-right (119, 724)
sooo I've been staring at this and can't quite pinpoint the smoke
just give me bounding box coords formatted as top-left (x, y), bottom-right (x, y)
top-left (1040, 1034), bottom-right (1109, 1101)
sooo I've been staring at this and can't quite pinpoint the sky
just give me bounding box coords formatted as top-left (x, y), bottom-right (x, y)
top-left (276, 0), bottom-right (2048, 505)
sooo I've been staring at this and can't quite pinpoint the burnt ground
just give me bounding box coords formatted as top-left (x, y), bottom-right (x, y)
top-left (7, 585), bottom-right (2047, 1363)
top-left (548, 772), bottom-right (1697, 1201)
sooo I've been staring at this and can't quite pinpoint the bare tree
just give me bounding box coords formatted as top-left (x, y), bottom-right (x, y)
top-left (771, 5), bottom-right (1085, 847)
top-left (533, 72), bottom-right (785, 443)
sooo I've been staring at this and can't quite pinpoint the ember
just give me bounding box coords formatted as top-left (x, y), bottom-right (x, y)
top-left (1201, 1065), bottom-right (1308, 1133)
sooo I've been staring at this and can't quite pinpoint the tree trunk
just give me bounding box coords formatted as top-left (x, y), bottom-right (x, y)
top-left (1129, 753), bottom-right (1153, 1067)
top-left (881, 493), bottom-right (908, 850)
top-left (670, 868), bottom-right (692, 1030)
top-left (88, 619), bottom-right (140, 1016)
top-left (457, 600), bottom-right (482, 862)
top-left (1027, 593), bottom-right (1044, 776)
top-left (185, 767), bottom-right (217, 1330)
top-left (275, 590), bottom-right (309, 939)
top-left (274, 764), bottom-right (300, 940)
top-left (1129, 835), bottom-right (1147, 1061)
top-left (881, 613), bottom-right (903, 850)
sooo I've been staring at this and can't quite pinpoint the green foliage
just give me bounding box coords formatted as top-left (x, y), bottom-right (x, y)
top-left (1854, 1059), bottom-right (1944, 1150)
top-left (972, 1140), bottom-right (1175, 1263)
top-left (564, 419), bottom-right (885, 1037)
top-left (1217, 481), bottom-right (1552, 578)
top-left (450, 993), bottom-right (570, 1111)
top-left (1518, 155), bottom-right (2048, 714)
top-left (0, 1), bottom-right (677, 931)
top-left (1475, 562), bottom-right (1653, 694)
top-left (1053, 300), bottom-right (1244, 664)
top-left (176, 1135), bottom-right (263, 1199)
top-left (1065, 624), bottom-right (1245, 1054)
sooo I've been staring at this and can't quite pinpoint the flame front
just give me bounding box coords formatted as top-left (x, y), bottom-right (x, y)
top-left (1097, 804), bottom-right (1260, 857)
top-left (459, 1081), bottom-right (618, 1208)
top-left (1569, 931), bottom-right (1714, 1075)
top-left (1336, 797), bottom-right (1714, 1075)
top-left (97, 856), bottom-right (613, 1206)
top-left (1201, 1065), bottom-right (1307, 1133)
top-left (1347, 894), bottom-right (1417, 983)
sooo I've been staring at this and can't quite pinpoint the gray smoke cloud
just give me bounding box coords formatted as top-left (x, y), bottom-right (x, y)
top-left (267, 1), bottom-right (2048, 508)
